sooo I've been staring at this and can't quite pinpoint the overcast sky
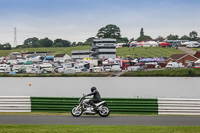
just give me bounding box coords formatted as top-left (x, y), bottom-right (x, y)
top-left (0, 0), bottom-right (200, 46)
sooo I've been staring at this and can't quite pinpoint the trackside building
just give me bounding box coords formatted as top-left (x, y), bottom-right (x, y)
top-left (71, 38), bottom-right (116, 60)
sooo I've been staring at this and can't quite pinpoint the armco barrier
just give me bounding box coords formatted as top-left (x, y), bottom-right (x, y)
top-left (158, 98), bottom-right (200, 115)
top-left (0, 96), bottom-right (31, 112)
top-left (31, 97), bottom-right (158, 114)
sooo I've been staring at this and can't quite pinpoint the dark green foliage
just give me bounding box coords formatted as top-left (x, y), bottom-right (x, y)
top-left (166, 34), bottom-right (179, 40)
top-left (189, 31), bottom-right (198, 41)
top-left (0, 43), bottom-right (12, 50)
top-left (39, 37), bottom-right (53, 47)
top-left (23, 37), bottom-right (39, 47)
top-left (53, 39), bottom-right (71, 47)
top-left (136, 35), bottom-right (152, 42)
top-left (180, 35), bottom-right (190, 40)
top-left (84, 37), bottom-right (96, 46)
top-left (53, 42), bottom-right (63, 47)
top-left (71, 42), bottom-right (76, 47)
top-left (96, 24), bottom-right (121, 39)
top-left (140, 28), bottom-right (144, 37)
top-left (117, 37), bottom-right (129, 43)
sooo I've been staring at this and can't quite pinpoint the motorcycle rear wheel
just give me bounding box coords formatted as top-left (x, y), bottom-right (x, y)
top-left (71, 106), bottom-right (82, 117)
top-left (98, 105), bottom-right (110, 117)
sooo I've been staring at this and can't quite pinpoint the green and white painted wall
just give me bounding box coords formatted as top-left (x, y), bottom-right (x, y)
top-left (1, 96), bottom-right (200, 115)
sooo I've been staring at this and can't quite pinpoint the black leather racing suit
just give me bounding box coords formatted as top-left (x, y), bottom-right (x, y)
top-left (86, 89), bottom-right (101, 107)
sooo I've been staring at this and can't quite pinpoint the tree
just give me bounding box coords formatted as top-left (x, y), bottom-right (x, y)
top-left (166, 34), bottom-right (179, 40)
top-left (1, 43), bottom-right (12, 50)
top-left (189, 31), bottom-right (198, 41)
top-left (136, 35), bottom-right (152, 42)
top-left (117, 37), bottom-right (129, 43)
top-left (71, 42), bottom-right (76, 47)
top-left (136, 28), bottom-right (152, 42)
top-left (129, 37), bottom-right (134, 42)
top-left (39, 37), bottom-right (53, 47)
top-left (156, 36), bottom-right (165, 40)
top-left (156, 36), bottom-right (165, 42)
top-left (140, 28), bottom-right (144, 37)
top-left (0, 44), bottom-right (3, 50)
top-left (96, 24), bottom-right (121, 39)
top-left (62, 40), bottom-right (71, 47)
top-left (84, 37), bottom-right (96, 46)
top-left (180, 35), bottom-right (190, 40)
top-left (54, 39), bottom-right (71, 47)
top-left (53, 42), bottom-right (63, 47)
top-left (76, 42), bottom-right (84, 46)
top-left (16, 45), bottom-right (27, 49)
top-left (23, 37), bottom-right (39, 47)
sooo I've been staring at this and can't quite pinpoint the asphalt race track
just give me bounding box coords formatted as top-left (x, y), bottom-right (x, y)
top-left (0, 115), bottom-right (200, 126)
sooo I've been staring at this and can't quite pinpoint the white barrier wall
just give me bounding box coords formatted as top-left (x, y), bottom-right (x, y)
top-left (158, 98), bottom-right (200, 115)
top-left (0, 96), bottom-right (31, 112)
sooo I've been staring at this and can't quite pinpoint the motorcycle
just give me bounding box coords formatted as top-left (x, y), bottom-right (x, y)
top-left (71, 95), bottom-right (110, 117)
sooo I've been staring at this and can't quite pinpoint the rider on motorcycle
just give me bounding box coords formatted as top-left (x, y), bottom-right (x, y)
top-left (84, 87), bottom-right (101, 110)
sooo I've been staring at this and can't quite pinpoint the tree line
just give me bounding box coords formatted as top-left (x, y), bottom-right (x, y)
top-left (0, 24), bottom-right (199, 50)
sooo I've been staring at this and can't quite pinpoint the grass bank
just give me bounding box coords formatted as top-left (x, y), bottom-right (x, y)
top-left (117, 47), bottom-right (184, 58)
top-left (0, 125), bottom-right (199, 133)
top-left (0, 46), bottom-right (184, 58)
top-left (0, 46), bottom-right (90, 57)
top-left (121, 68), bottom-right (200, 77)
top-left (191, 48), bottom-right (200, 52)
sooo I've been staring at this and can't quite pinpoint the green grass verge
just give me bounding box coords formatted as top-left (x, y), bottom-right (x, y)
top-left (0, 46), bottom-right (90, 57)
top-left (191, 48), bottom-right (200, 52)
top-left (0, 46), bottom-right (184, 58)
top-left (117, 47), bottom-right (185, 58)
top-left (0, 125), bottom-right (199, 133)
top-left (121, 68), bottom-right (200, 77)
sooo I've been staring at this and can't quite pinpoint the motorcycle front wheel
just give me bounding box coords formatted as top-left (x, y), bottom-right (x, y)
top-left (98, 105), bottom-right (110, 117)
top-left (71, 106), bottom-right (82, 117)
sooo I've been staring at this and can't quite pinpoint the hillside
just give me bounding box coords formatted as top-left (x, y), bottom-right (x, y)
top-left (0, 46), bottom-right (185, 58)
top-left (117, 47), bottom-right (185, 58)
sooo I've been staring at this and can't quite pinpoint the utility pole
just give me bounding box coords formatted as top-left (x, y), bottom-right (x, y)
top-left (14, 27), bottom-right (17, 48)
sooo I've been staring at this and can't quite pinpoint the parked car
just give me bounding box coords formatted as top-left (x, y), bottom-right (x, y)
top-left (54, 66), bottom-right (63, 73)
top-left (134, 63), bottom-right (148, 71)
top-left (93, 67), bottom-right (101, 72)
top-left (75, 68), bottom-right (82, 73)
top-left (111, 65), bottom-right (122, 72)
top-left (187, 43), bottom-right (200, 48)
top-left (127, 63), bottom-right (147, 71)
top-left (105, 66), bottom-right (112, 72)
top-left (127, 66), bottom-right (140, 71)
top-left (166, 62), bottom-right (184, 69)
top-left (63, 68), bottom-right (76, 74)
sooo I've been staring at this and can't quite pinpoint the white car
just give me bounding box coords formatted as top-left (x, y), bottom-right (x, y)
top-left (75, 68), bottom-right (82, 73)
top-left (127, 66), bottom-right (140, 71)
top-left (111, 65), bottom-right (122, 72)
top-left (63, 68), bottom-right (76, 74)
top-left (93, 67), bottom-right (101, 72)
top-left (166, 62), bottom-right (184, 69)
top-left (105, 66), bottom-right (112, 72)
top-left (57, 68), bottom-right (65, 73)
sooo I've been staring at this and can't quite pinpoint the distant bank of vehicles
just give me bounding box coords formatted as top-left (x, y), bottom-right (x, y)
top-left (127, 40), bottom-right (200, 48)
top-left (1, 55), bottom-right (198, 74)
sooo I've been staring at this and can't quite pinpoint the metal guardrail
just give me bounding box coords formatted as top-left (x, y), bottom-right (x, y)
top-left (31, 97), bottom-right (158, 114)
top-left (158, 98), bottom-right (200, 115)
top-left (0, 96), bottom-right (31, 112)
